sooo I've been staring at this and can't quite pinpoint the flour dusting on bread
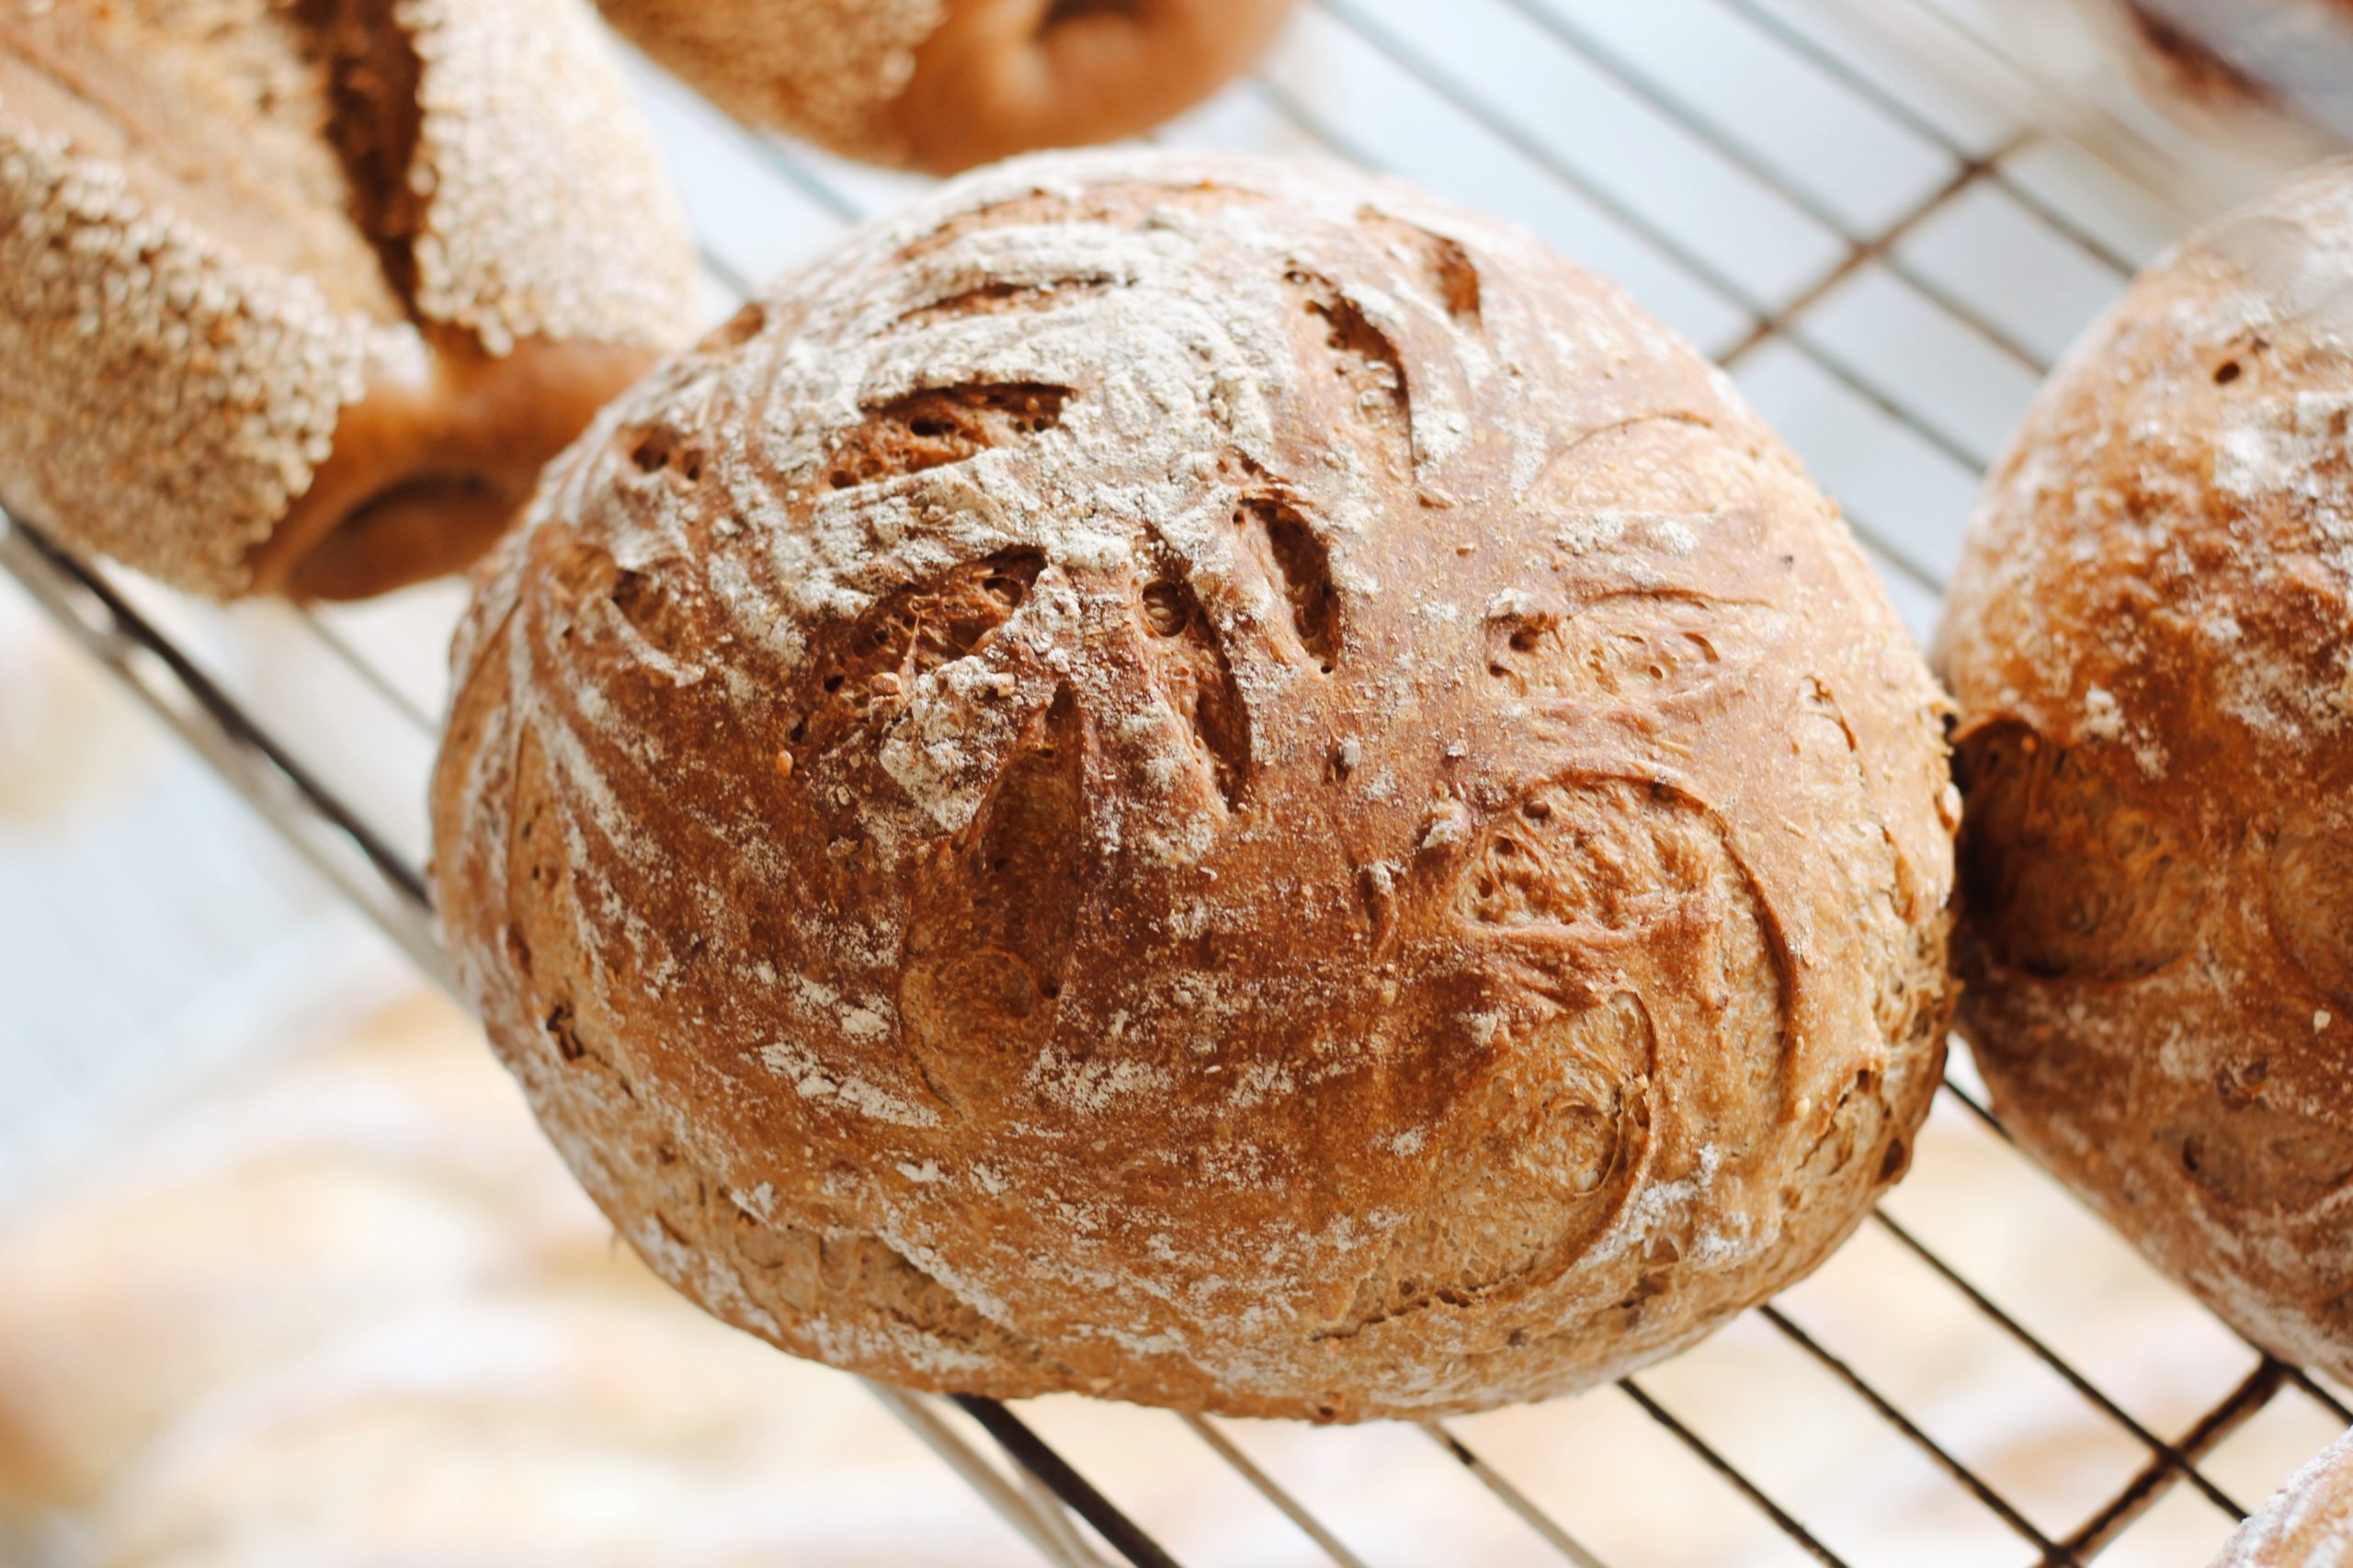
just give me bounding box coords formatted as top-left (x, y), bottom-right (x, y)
top-left (1941, 159), bottom-right (2353, 1390)
top-left (433, 150), bottom-right (1956, 1420)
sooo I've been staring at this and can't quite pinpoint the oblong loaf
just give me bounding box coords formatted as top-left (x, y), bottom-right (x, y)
top-left (0, 0), bottom-right (699, 598)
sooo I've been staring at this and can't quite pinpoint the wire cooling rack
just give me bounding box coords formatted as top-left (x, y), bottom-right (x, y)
top-left (9, 1), bottom-right (2353, 1562)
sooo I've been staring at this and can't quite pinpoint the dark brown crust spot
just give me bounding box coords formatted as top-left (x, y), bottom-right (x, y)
top-left (608, 567), bottom-right (690, 652)
top-left (1285, 267), bottom-right (1411, 476)
top-left (304, 0), bottom-right (426, 301)
top-left (2267, 821), bottom-right (2353, 1007)
top-left (2169, 1103), bottom-right (2353, 1210)
top-left (1135, 567), bottom-right (1250, 809)
top-left (895, 278), bottom-right (1109, 331)
top-left (901, 685), bottom-right (1088, 1106)
top-left (1357, 209), bottom-right (1482, 324)
top-left (826, 383), bottom-right (1072, 491)
top-left (900, 181), bottom-right (1269, 263)
top-left (544, 1001), bottom-right (585, 1062)
top-left (625, 424), bottom-right (705, 486)
top-left (1237, 497), bottom-right (1340, 672)
top-left (790, 548), bottom-right (1047, 766)
top-left (1956, 719), bottom-right (2203, 981)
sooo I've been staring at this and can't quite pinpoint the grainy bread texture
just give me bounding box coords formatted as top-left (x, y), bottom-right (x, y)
top-left (0, 0), bottom-right (699, 599)
top-left (2210, 1427), bottom-right (2353, 1567)
top-left (1939, 159), bottom-right (2353, 1386)
top-left (597, 0), bottom-right (1295, 175)
top-left (430, 150), bottom-right (1959, 1420)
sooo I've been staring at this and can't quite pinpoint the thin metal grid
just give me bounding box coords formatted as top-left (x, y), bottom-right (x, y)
top-left (3, 1), bottom-right (2346, 1562)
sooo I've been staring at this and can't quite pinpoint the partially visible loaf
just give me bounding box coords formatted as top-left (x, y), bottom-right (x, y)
top-left (597, 0), bottom-right (1296, 174)
top-left (2073, 0), bottom-right (2353, 156)
top-left (431, 149), bottom-right (1958, 1420)
top-left (0, 0), bottom-right (699, 599)
top-left (0, 995), bottom-right (613, 1513)
top-left (2211, 1427), bottom-right (2353, 1567)
top-left (1939, 159), bottom-right (2353, 1382)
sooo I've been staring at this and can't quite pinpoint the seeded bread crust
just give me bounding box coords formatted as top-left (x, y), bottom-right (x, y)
top-left (2210, 1427), bottom-right (2353, 1567)
top-left (597, 0), bottom-right (1296, 175)
top-left (430, 150), bottom-right (1957, 1420)
top-left (1939, 160), bottom-right (2353, 1383)
top-left (0, 0), bottom-right (698, 599)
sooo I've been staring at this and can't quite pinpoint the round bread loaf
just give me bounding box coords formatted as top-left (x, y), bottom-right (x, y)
top-left (1939, 161), bottom-right (2353, 1381)
top-left (596, 0), bottom-right (1295, 175)
top-left (0, 0), bottom-right (699, 600)
top-left (2211, 1428), bottom-right (2353, 1567)
top-left (429, 149), bottom-right (1959, 1420)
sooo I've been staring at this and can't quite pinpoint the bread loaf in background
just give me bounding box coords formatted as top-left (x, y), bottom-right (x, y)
top-left (0, 993), bottom-right (1070, 1568)
top-left (2080, 0), bottom-right (2353, 155)
top-left (430, 148), bottom-right (1959, 1420)
top-left (596, 0), bottom-right (1296, 174)
top-left (2211, 1426), bottom-right (2353, 1566)
top-left (0, 998), bottom-right (616, 1513)
top-left (1939, 159), bottom-right (2353, 1385)
top-left (76, 1295), bottom-right (870, 1568)
top-left (0, 0), bottom-right (699, 599)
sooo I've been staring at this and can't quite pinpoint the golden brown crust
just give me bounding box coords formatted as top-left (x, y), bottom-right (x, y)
top-left (0, 0), bottom-right (696, 600)
top-left (430, 149), bottom-right (1957, 1420)
top-left (249, 335), bottom-right (665, 599)
top-left (1939, 158), bottom-right (2353, 1383)
top-left (597, 0), bottom-right (1297, 175)
top-left (2211, 1428), bottom-right (2353, 1567)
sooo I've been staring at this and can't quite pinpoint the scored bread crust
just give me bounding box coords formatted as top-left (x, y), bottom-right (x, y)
top-left (0, 0), bottom-right (699, 599)
top-left (430, 150), bottom-right (1957, 1420)
top-left (1938, 160), bottom-right (2353, 1384)
top-left (2211, 1427), bottom-right (2353, 1566)
top-left (596, 0), bottom-right (1296, 176)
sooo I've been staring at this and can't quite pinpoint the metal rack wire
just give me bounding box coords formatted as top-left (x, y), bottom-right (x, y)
top-left (8, 0), bottom-right (2353, 1562)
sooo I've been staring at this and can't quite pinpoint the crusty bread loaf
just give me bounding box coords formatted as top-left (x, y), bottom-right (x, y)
top-left (429, 149), bottom-right (1958, 1420)
top-left (0, 0), bottom-right (699, 599)
top-left (2072, 0), bottom-right (2353, 157)
top-left (0, 996), bottom-right (616, 1512)
top-left (2211, 1427), bottom-right (2353, 1567)
top-left (597, 0), bottom-right (1295, 175)
top-left (80, 1296), bottom-right (837, 1568)
top-left (1938, 160), bottom-right (2353, 1383)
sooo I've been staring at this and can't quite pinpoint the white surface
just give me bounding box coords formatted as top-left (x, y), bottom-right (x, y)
top-left (0, 580), bottom-right (413, 1217)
